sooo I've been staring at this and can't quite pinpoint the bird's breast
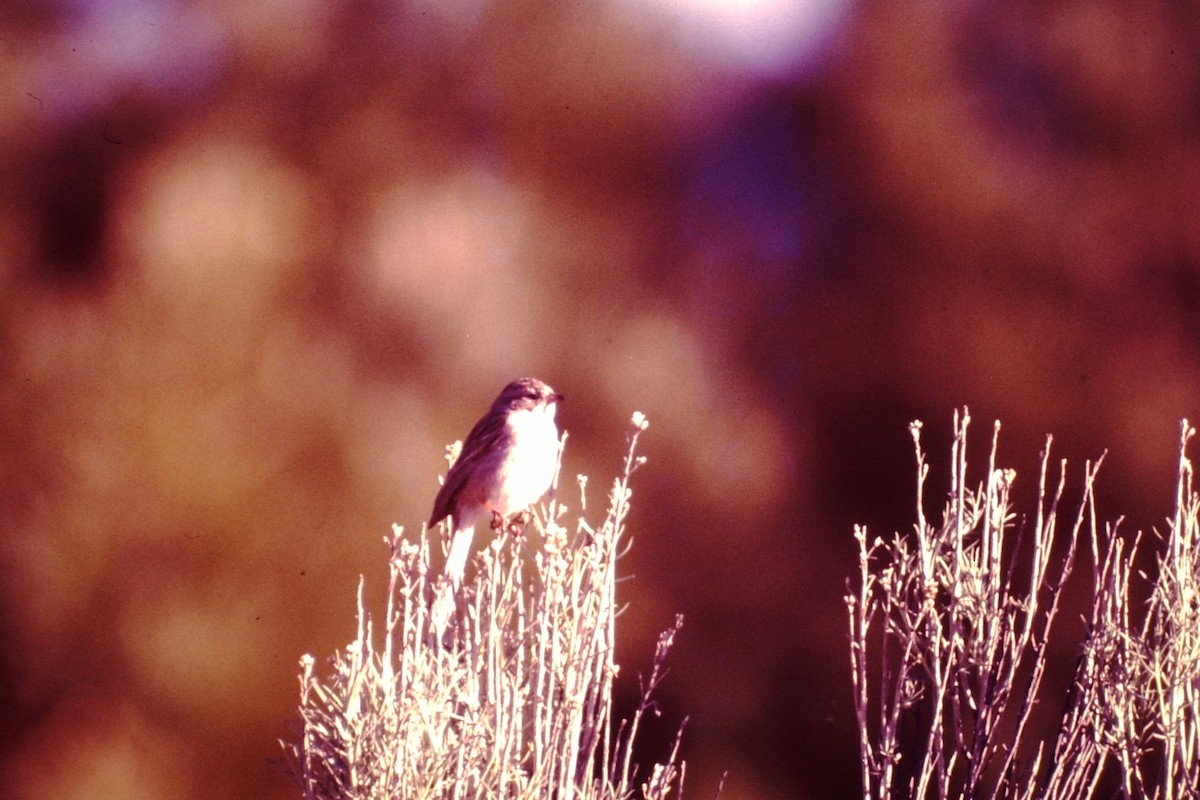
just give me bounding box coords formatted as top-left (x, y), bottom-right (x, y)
top-left (490, 412), bottom-right (559, 516)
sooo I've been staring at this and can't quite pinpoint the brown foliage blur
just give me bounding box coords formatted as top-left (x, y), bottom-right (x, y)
top-left (2, 1), bottom-right (1199, 797)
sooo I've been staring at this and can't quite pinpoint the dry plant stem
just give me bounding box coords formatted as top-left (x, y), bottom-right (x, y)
top-left (847, 409), bottom-right (1103, 799)
top-left (849, 412), bottom-right (1200, 800)
top-left (1142, 421), bottom-right (1200, 799)
top-left (994, 450), bottom-right (1101, 794)
top-left (282, 413), bottom-right (696, 800)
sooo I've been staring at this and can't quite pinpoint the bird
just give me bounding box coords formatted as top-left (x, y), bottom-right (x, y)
top-left (429, 377), bottom-right (563, 591)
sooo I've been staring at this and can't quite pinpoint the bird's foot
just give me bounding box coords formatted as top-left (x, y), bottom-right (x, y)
top-left (505, 510), bottom-right (532, 537)
top-left (487, 508), bottom-right (532, 536)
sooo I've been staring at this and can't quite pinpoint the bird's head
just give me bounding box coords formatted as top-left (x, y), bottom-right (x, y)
top-left (494, 377), bottom-right (562, 416)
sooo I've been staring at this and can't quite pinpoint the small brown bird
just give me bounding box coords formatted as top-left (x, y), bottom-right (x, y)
top-left (429, 377), bottom-right (563, 587)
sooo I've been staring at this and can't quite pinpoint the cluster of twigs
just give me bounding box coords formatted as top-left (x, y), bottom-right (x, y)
top-left (282, 413), bottom-right (694, 799)
top-left (848, 410), bottom-right (1200, 799)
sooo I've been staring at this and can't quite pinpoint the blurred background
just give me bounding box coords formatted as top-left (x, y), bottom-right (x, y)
top-left (3, 1), bottom-right (1200, 797)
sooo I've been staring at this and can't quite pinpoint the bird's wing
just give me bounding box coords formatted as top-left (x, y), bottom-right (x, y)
top-left (428, 409), bottom-right (511, 526)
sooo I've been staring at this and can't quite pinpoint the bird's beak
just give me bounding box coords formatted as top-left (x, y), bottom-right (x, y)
top-left (549, 392), bottom-right (563, 404)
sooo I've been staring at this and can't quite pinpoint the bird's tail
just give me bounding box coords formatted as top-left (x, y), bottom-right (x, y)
top-left (432, 520), bottom-right (476, 636)
top-left (442, 522), bottom-right (476, 587)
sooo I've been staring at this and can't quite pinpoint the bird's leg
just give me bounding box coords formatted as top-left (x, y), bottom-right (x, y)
top-left (488, 507), bottom-right (505, 531)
